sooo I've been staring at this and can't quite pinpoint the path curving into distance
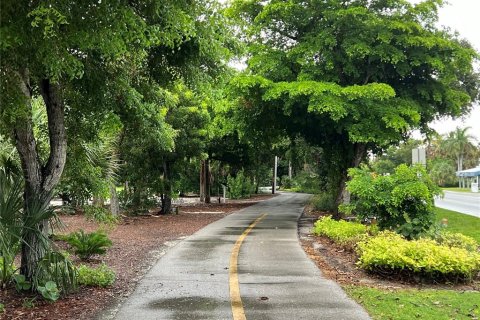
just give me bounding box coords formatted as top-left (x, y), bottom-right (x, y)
top-left (113, 192), bottom-right (370, 320)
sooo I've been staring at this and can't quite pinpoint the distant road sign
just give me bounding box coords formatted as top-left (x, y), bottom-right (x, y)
top-left (412, 148), bottom-right (426, 166)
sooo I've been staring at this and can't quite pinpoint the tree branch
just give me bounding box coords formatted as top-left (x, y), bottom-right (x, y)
top-left (13, 69), bottom-right (43, 193)
top-left (39, 79), bottom-right (67, 194)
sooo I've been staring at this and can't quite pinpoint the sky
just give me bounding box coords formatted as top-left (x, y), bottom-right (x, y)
top-left (422, 0), bottom-right (480, 140)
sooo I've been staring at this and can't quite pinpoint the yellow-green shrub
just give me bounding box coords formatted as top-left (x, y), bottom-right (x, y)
top-left (313, 216), bottom-right (369, 246)
top-left (357, 231), bottom-right (480, 281)
top-left (434, 231), bottom-right (478, 252)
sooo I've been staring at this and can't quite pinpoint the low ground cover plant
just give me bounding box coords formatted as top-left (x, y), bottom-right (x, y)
top-left (357, 231), bottom-right (480, 281)
top-left (77, 264), bottom-right (115, 287)
top-left (313, 216), bottom-right (372, 247)
top-left (313, 215), bottom-right (479, 282)
top-left (37, 281), bottom-right (60, 302)
top-left (434, 231), bottom-right (478, 252)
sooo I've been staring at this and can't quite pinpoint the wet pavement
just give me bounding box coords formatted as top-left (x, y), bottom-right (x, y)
top-left (112, 192), bottom-right (371, 320)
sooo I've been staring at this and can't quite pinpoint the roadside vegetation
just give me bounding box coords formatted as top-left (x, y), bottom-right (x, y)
top-left (308, 163), bottom-right (480, 320)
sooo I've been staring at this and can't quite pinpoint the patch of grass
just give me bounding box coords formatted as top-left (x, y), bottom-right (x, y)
top-left (345, 286), bottom-right (480, 320)
top-left (435, 208), bottom-right (480, 243)
top-left (442, 187), bottom-right (474, 193)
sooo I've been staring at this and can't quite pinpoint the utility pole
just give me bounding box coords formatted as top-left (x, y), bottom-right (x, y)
top-left (272, 156), bottom-right (278, 194)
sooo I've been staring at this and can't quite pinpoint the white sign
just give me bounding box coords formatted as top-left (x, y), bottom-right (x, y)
top-left (412, 148), bottom-right (426, 166)
top-left (472, 183), bottom-right (479, 193)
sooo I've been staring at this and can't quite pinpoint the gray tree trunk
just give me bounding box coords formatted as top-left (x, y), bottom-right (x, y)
top-left (15, 74), bottom-right (67, 280)
top-left (333, 143), bottom-right (366, 220)
top-left (110, 184), bottom-right (119, 216)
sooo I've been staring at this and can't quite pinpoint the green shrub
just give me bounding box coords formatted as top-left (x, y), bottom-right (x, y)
top-left (434, 231), bottom-right (478, 252)
top-left (66, 230), bottom-right (113, 260)
top-left (341, 164), bottom-right (441, 239)
top-left (290, 171), bottom-right (321, 194)
top-left (227, 170), bottom-right (254, 199)
top-left (77, 263), bottom-right (115, 287)
top-left (37, 281), bottom-right (60, 302)
top-left (311, 192), bottom-right (336, 212)
top-left (118, 189), bottom-right (134, 209)
top-left (357, 231), bottom-right (480, 281)
top-left (34, 251), bottom-right (77, 295)
top-left (83, 205), bottom-right (119, 225)
top-left (0, 303), bottom-right (5, 313)
top-left (0, 257), bottom-right (16, 288)
top-left (281, 175), bottom-right (294, 189)
top-left (313, 216), bottom-right (369, 246)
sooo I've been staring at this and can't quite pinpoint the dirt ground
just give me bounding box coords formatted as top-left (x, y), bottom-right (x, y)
top-left (300, 206), bottom-right (480, 292)
top-left (0, 194), bottom-right (274, 320)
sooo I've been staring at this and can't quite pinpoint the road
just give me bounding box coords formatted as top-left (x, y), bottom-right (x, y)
top-left (435, 191), bottom-right (480, 218)
top-left (112, 193), bottom-right (370, 320)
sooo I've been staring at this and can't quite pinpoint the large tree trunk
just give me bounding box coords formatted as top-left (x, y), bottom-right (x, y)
top-left (14, 74), bottom-right (67, 280)
top-left (333, 143), bottom-right (367, 220)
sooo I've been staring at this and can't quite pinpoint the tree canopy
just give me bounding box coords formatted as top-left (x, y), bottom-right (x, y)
top-left (227, 0), bottom-right (479, 214)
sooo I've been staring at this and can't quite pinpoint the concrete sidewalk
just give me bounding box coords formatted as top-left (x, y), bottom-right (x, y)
top-left (110, 192), bottom-right (370, 320)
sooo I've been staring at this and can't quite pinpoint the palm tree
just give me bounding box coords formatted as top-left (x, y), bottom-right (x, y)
top-left (441, 127), bottom-right (477, 172)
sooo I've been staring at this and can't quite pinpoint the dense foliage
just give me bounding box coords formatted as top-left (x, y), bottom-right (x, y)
top-left (341, 164), bottom-right (441, 239)
top-left (227, 169), bottom-right (254, 199)
top-left (228, 0), bottom-right (479, 215)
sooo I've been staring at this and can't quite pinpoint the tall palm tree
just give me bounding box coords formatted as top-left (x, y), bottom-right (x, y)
top-left (441, 127), bottom-right (477, 172)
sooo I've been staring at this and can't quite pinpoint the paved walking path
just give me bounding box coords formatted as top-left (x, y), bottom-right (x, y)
top-left (113, 192), bottom-right (370, 320)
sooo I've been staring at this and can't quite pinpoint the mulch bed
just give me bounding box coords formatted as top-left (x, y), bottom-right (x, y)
top-left (300, 207), bottom-right (480, 292)
top-left (0, 194), bottom-right (274, 320)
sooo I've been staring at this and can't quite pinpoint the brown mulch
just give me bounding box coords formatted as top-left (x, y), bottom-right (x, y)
top-left (300, 209), bottom-right (480, 292)
top-left (0, 194), bottom-right (274, 320)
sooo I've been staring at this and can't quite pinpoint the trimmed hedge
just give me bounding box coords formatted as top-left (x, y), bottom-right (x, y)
top-left (357, 231), bottom-right (480, 281)
top-left (313, 216), bottom-right (370, 246)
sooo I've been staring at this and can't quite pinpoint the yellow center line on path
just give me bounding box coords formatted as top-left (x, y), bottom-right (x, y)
top-left (229, 213), bottom-right (268, 320)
